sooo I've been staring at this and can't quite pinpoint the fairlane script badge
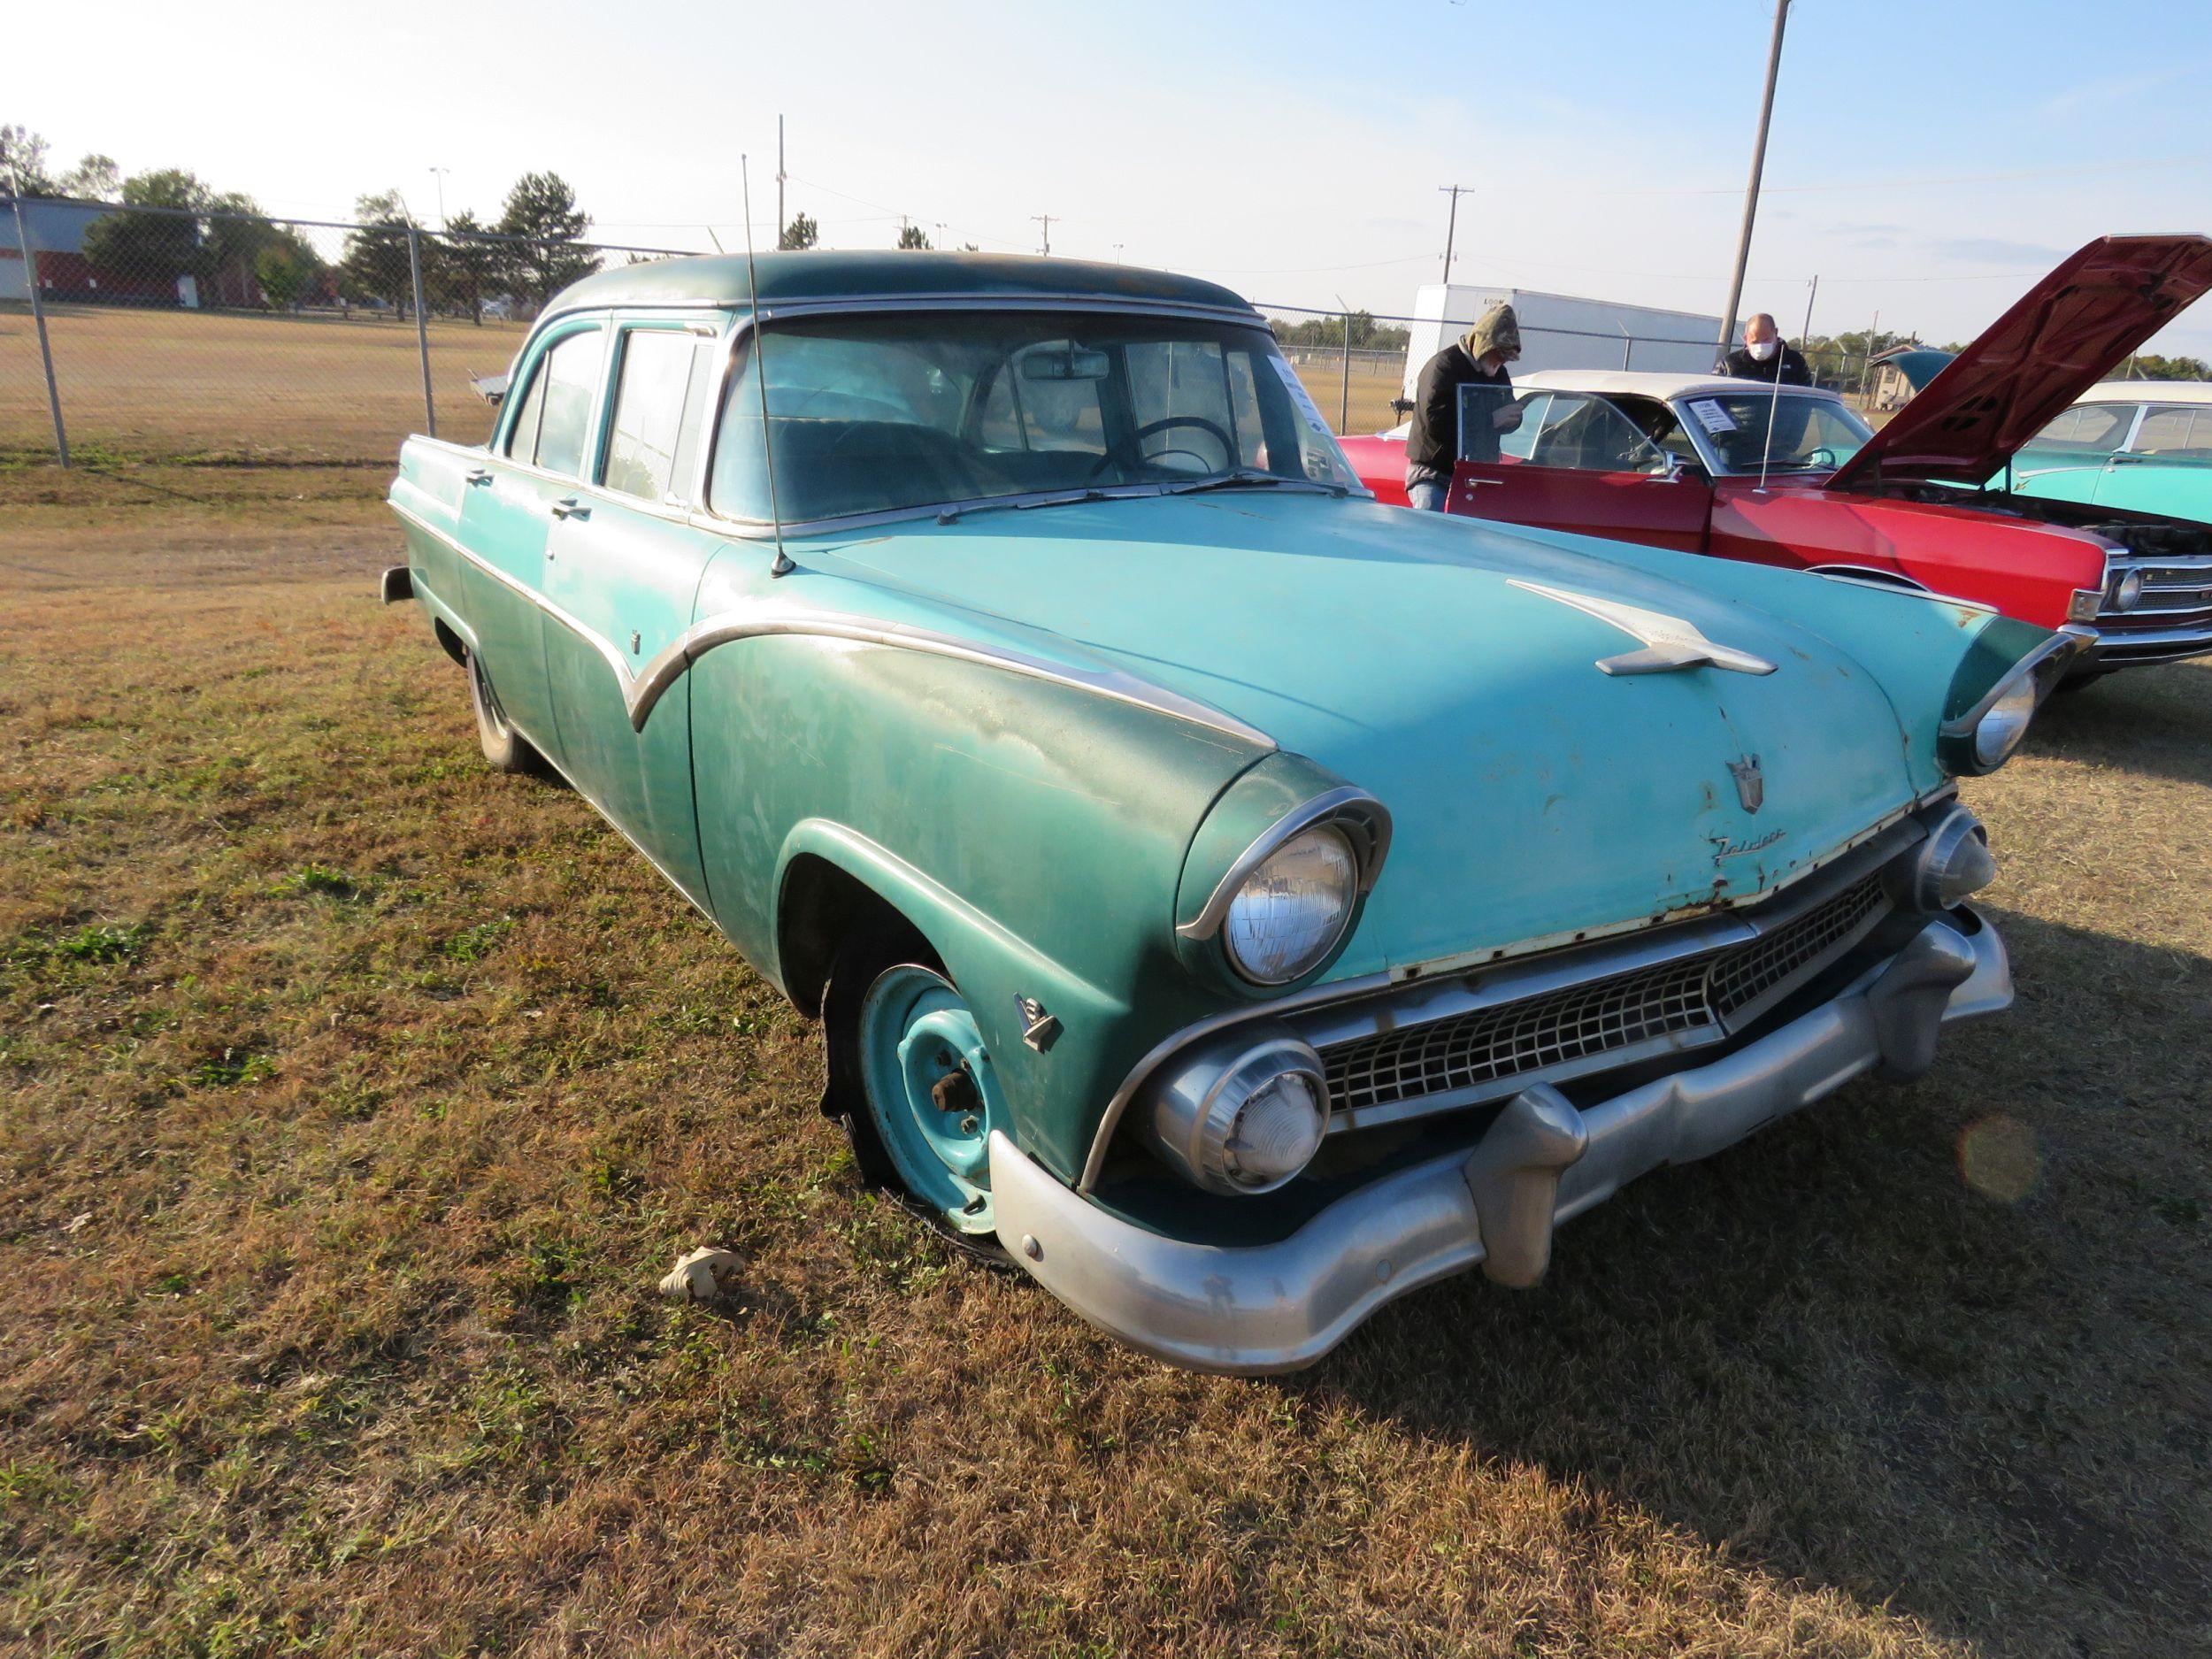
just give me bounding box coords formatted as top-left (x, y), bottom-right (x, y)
top-left (1711, 829), bottom-right (1786, 862)
top-left (1728, 755), bottom-right (1764, 813)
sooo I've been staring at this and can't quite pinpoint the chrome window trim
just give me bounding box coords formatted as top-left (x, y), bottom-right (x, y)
top-left (496, 313), bottom-right (613, 478)
top-left (1176, 787), bottom-right (1394, 944)
top-left (1075, 794), bottom-right (1952, 1192)
top-left (387, 498), bottom-right (1274, 750)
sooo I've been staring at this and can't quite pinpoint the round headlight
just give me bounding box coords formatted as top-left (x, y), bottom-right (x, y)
top-left (1973, 673), bottom-right (2040, 770)
top-left (1141, 1031), bottom-right (1329, 1194)
top-left (1223, 826), bottom-right (1357, 986)
top-left (2109, 568), bottom-right (2146, 612)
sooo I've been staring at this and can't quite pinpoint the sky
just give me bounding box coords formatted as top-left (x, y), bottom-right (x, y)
top-left (14, 0), bottom-right (2212, 356)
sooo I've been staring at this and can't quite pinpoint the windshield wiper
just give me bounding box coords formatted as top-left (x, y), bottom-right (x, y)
top-left (937, 488), bottom-right (1111, 525)
top-left (1162, 469), bottom-right (1348, 499)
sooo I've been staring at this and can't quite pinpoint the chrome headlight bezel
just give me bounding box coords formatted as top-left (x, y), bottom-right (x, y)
top-left (1139, 1027), bottom-right (1330, 1195)
top-left (1938, 630), bottom-right (2082, 777)
top-left (2108, 567), bottom-right (2146, 612)
top-left (1179, 787), bottom-right (1393, 991)
top-left (1890, 804), bottom-right (1997, 912)
top-left (1222, 825), bottom-right (1358, 986)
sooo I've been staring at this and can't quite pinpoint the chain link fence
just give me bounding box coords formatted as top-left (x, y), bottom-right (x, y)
top-left (4, 196), bottom-right (1889, 467)
top-left (2, 195), bottom-right (700, 466)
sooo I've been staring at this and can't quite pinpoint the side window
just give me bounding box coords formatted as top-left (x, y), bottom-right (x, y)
top-left (503, 359), bottom-right (550, 463)
top-left (524, 329), bottom-right (606, 479)
top-left (603, 331), bottom-right (704, 503)
top-left (2134, 405), bottom-right (2207, 457)
top-left (1513, 392), bottom-right (1665, 473)
top-left (1498, 394), bottom-right (1553, 460)
top-left (2024, 403), bottom-right (2135, 460)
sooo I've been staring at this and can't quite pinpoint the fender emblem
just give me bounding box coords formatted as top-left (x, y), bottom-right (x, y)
top-left (1728, 755), bottom-right (1764, 813)
top-left (1015, 995), bottom-right (1061, 1053)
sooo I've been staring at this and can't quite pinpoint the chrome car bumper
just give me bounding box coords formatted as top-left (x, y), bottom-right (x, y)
top-left (2078, 621), bottom-right (2212, 669)
top-left (991, 908), bottom-right (2008, 1374)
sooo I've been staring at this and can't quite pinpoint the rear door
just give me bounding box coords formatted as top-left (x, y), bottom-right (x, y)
top-left (1448, 389), bottom-right (1713, 551)
top-left (2096, 403), bottom-right (2212, 517)
top-left (459, 318), bottom-right (609, 747)
top-left (538, 313), bottom-right (725, 903)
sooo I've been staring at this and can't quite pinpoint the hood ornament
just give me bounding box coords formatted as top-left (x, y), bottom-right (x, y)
top-left (1728, 755), bottom-right (1764, 813)
top-left (1508, 580), bottom-right (1778, 677)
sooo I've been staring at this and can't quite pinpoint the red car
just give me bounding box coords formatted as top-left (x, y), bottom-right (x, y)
top-left (1342, 234), bottom-right (2212, 681)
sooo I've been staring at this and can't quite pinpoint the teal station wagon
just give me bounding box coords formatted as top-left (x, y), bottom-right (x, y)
top-left (386, 251), bottom-right (2076, 1372)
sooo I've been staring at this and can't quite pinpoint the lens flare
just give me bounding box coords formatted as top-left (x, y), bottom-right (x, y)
top-left (1957, 1114), bottom-right (2040, 1203)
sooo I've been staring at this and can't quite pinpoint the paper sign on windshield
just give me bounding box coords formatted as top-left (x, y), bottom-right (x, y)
top-left (1688, 399), bottom-right (1738, 434)
top-left (1269, 357), bottom-right (1333, 436)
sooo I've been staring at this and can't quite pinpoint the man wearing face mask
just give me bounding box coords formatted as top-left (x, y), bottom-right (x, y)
top-left (1403, 301), bottom-right (1524, 511)
top-left (1721, 312), bottom-right (1812, 386)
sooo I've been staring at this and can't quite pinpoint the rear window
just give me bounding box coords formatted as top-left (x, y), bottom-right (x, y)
top-left (504, 328), bottom-right (605, 479)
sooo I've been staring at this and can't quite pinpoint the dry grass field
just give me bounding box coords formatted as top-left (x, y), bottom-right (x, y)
top-left (4, 461), bottom-right (2210, 1656)
top-left (0, 305), bottom-right (518, 465)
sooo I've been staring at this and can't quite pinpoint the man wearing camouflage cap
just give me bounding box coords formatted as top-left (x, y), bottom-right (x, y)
top-left (1403, 301), bottom-right (1523, 511)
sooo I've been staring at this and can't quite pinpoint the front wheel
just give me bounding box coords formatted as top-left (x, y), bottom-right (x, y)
top-left (825, 926), bottom-right (1008, 1248)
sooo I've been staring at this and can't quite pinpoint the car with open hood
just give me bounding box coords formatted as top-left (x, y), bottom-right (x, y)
top-left (385, 250), bottom-right (2073, 1372)
top-left (1340, 234), bottom-right (2212, 682)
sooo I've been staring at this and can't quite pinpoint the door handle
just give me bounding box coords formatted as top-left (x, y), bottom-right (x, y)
top-left (1456, 477), bottom-right (1503, 490)
top-left (465, 467), bottom-right (493, 486)
top-left (550, 497), bottom-right (590, 520)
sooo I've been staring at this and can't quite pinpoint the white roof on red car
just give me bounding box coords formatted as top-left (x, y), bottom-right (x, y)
top-left (2074, 380), bottom-right (2212, 405)
top-left (1517, 369), bottom-right (1844, 403)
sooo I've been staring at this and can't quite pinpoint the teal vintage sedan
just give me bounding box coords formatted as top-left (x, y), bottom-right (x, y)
top-left (2009, 381), bottom-right (2212, 523)
top-left (386, 251), bottom-right (2077, 1372)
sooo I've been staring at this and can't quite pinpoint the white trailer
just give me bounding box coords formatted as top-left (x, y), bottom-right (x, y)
top-left (1401, 285), bottom-right (1728, 397)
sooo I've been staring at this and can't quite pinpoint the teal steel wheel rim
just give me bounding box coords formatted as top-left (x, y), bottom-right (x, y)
top-left (856, 964), bottom-right (1004, 1234)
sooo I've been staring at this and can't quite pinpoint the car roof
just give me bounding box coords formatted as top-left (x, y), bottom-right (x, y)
top-left (541, 250), bottom-right (1257, 321)
top-left (1517, 368), bottom-right (1842, 403)
top-left (2075, 380), bottom-right (2212, 406)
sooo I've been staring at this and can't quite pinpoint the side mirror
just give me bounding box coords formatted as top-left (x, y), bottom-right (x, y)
top-left (1663, 454), bottom-right (1710, 485)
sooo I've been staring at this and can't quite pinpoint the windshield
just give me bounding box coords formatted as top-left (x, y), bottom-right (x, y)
top-left (708, 310), bottom-right (1358, 523)
top-left (1673, 391), bottom-right (1874, 476)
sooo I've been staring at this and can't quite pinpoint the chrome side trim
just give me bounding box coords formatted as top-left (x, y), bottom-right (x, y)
top-left (1806, 564), bottom-right (1932, 595)
top-left (385, 498), bottom-right (1274, 750)
top-left (632, 608), bottom-right (1275, 746)
top-left (1176, 787), bottom-right (1394, 944)
top-left (539, 289), bottom-right (1267, 332)
top-left (998, 909), bottom-right (2009, 1374)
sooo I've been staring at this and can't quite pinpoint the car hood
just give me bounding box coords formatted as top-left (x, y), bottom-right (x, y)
top-left (1831, 234), bottom-right (2212, 490)
top-left (811, 493), bottom-right (1928, 975)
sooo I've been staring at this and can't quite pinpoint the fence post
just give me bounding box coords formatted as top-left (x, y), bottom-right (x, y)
top-left (10, 196), bottom-right (70, 467)
top-left (1622, 335), bottom-right (1633, 370)
top-left (406, 225), bottom-right (437, 439)
top-left (1340, 310), bottom-right (1352, 432)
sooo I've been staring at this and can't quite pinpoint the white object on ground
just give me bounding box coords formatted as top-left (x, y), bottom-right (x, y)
top-left (657, 1246), bottom-right (743, 1303)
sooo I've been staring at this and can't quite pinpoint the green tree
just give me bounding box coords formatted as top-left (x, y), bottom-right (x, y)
top-left (81, 169), bottom-right (217, 290)
top-left (436, 210), bottom-right (502, 325)
top-left (779, 211), bottom-right (818, 251)
top-left (2118, 353), bottom-right (2212, 381)
top-left (340, 190), bottom-right (418, 318)
top-left (0, 123), bottom-right (54, 195)
top-left (59, 154), bottom-right (121, 201)
top-left (495, 172), bottom-right (597, 306)
top-left (254, 231), bottom-right (323, 311)
top-left (895, 222), bottom-right (931, 250)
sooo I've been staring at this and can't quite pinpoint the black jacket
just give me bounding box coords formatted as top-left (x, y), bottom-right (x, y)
top-left (1406, 343), bottom-right (1513, 480)
top-left (1720, 342), bottom-right (1812, 387)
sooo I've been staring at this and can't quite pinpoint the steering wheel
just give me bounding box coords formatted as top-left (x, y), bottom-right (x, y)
top-left (1805, 446), bottom-right (1838, 468)
top-left (1091, 415), bottom-right (1237, 479)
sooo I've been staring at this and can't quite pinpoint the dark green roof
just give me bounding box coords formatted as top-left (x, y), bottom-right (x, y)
top-left (545, 250), bottom-right (1256, 319)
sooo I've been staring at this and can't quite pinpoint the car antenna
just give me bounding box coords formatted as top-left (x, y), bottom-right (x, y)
top-left (1758, 279), bottom-right (1818, 492)
top-left (741, 155), bottom-right (795, 577)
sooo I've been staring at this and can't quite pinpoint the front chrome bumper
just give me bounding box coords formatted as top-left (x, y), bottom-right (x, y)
top-left (991, 909), bottom-right (2009, 1374)
top-left (2078, 620), bottom-right (2212, 669)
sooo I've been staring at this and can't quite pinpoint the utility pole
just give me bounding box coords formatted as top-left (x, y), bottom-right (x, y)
top-left (1033, 214), bottom-right (1054, 256)
top-left (426, 166), bottom-right (450, 230)
top-left (1438, 185), bottom-right (1471, 284)
top-left (776, 115), bottom-right (786, 248)
top-left (1717, 0), bottom-right (1791, 361)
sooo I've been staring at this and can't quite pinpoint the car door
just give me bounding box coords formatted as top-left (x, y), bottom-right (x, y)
top-left (1448, 390), bottom-right (1713, 551)
top-left (538, 314), bottom-right (724, 904)
top-left (458, 318), bottom-right (609, 749)
top-left (2006, 402), bottom-right (2139, 503)
top-left (2096, 403), bottom-right (2212, 518)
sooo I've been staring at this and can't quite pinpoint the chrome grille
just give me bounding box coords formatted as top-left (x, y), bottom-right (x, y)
top-left (1322, 875), bottom-right (1887, 1118)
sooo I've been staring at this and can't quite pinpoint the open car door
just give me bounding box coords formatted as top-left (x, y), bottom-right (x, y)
top-left (1448, 389), bottom-right (1713, 553)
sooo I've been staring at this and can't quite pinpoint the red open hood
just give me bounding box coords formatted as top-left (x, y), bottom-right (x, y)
top-left (1830, 234), bottom-right (2212, 490)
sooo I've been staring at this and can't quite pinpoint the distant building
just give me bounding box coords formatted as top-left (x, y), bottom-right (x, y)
top-left (0, 197), bottom-right (180, 305)
top-left (1400, 284), bottom-right (1726, 399)
top-left (1868, 345), bottom-right (1955, 411)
